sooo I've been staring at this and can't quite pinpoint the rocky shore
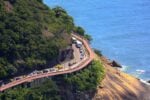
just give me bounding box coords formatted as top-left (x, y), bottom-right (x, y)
top-left (93, 55), bottom-right (150, 100)
top-left (108, 60), bottom-right (122, 68)
top-left (106, 58), bottom-right (150, 86)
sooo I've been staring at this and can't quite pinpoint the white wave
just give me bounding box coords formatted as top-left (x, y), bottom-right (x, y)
top-left (117, 65), bottom-right (149, 86)
top-left (136, 69), bottom-right (146, 74)
top-left (120, 65), bottom-right (129, 72)
top-left (140, 79), bottom-right (150, 86)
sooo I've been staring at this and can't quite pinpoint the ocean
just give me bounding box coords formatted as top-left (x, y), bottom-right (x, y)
top-left (44, 0), bottom-right (150, 81)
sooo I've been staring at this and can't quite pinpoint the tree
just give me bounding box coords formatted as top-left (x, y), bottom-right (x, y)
top-left (94, 49), bottom-right (102, 56)
top-left (64, 60), bottom-right (105, 91)
top-left (84, 34), bottom-right (92, 42)
top-left (0, 80), bottom-right (61, 100)
top-left (37, 0), bottom-right (43, 3)
top-left (74, 26), bottom-right (85, 36)
top-left (0, 0), bottom-right (75, 79)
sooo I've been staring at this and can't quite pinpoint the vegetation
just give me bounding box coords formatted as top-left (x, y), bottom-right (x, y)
top-left (94, 49), bottom-right (103, 56)
top-left (0, 60), bottom-right (105, 99)
top-left (73, 26), bottom-right (85, 36)
top-left (84, 34), bottom-right (93, 42)
top-left (0, 0), bottom-right (74, 79)
top-left (0, 0), bottom-right (105, 99)
top-left (0, 80), bottom-right (60, 100)
top-left (64, 60), bottom-right (105, 91)
top-left (73, 26), bottom-right (92, 42)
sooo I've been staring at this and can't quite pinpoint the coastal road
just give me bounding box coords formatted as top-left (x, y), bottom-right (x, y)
top-left (0, 34), bottom-right (94, 92)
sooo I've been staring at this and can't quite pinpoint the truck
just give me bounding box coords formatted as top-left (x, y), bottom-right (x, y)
top-left (76, 40), bottom-right (82, 48)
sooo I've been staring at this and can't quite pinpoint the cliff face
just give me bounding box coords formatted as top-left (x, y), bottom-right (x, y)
top-left (93, 56), bottom-right (150, 100)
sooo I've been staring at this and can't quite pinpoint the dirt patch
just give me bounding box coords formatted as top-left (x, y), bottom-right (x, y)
top-left (42, 30), bottom-right (54, 38)
top-left (4, 1), bottom-right (13, 12)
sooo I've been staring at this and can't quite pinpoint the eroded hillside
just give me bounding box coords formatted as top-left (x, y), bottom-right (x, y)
top-left (93, 55), bottom-right (150, 100)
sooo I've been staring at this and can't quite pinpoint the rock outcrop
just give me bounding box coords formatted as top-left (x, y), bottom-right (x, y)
top-left (111, 60), bottom-right (122, 68)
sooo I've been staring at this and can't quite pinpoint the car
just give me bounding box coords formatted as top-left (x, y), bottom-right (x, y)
top-left (76, 40), bottom-right (82, 48)
top-left (72, 37), bottom-right (77, 43)
top-left (0, 80), bottom-right (4, 86)
top-left (10, 79), bottom-right (14, 82)
top-left (81, 53), bottom-right (84, 56)
top-left (1, 83), bottom-right (5, 86)
top-left (32, 70), bottom-right (38, 74)
top-left (22, 75), bottom-right (25, 78)
top-left (15, 77), bottom-right (21, 80)
top-left (68, 63), bottom-right (72, 66)
top-left (28, 73), bottom-right (33, 76)
top-left (80, 49), bottom-right (83, 53)
top-left (37, 71), bottom-right (42, 74)
top-left (43, 69), bottom-right (49, 73)
top-left (55, 65), bottom-right (63, 69)
top-left (73, 62), bottom-right (77, 64)
top-left (49, 68), bottom-right (55, 72)
top-left (80, 56), bottom-right (83, 60)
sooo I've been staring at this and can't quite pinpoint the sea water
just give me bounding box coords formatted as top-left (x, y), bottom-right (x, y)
top-left (44, 0), bottom-right (150, 81)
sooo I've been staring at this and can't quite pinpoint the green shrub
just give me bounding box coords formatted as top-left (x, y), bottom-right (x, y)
top-left (0, 80), bottom-right (60, 100)
top-left (84, 34), bottom-right (92, 42)
top-left (64, 60), bottom-right (105, 91)
top-left (94, 49), bottom-right (103, 56)
top-left (74, 26), bottom-right (85, 36)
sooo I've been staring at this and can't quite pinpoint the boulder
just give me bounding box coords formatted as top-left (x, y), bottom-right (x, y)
top-left (147, 80), bottom-right (150, 83)
top-left (111, 60), bottom-right (122, 68)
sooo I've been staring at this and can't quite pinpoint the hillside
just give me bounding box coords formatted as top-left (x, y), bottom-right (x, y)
top-left (0, 0), bottom-right (150, 100)
top-left (93, 55), bottom-right (150, 100)
top-left (0, 60), bottom-right (105, 100)
top-left (1, 52), bottom-right (150, 100)
top-left (0, 0), bottom-right (74, 79)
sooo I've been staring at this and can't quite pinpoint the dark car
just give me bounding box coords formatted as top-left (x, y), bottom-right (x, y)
top-left (0, 80), bottom-right (4, 86)
top-left (15, 77), bottom-right (21, 80)
top-left (43, 69), bottom-right (49, 73)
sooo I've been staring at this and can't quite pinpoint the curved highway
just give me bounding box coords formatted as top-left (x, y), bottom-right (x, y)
top-left (0, 34), bottom-right (94, 92)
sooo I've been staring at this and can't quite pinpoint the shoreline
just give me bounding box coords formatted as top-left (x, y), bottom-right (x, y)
top-left (139, 79), bottom-right (150, 86)
top-left (119, 65), bottom-right (150, 86)
top-left (95, 55), bottom-right (150, 100)
top-left (104, 57), bottom-right (150, 86)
